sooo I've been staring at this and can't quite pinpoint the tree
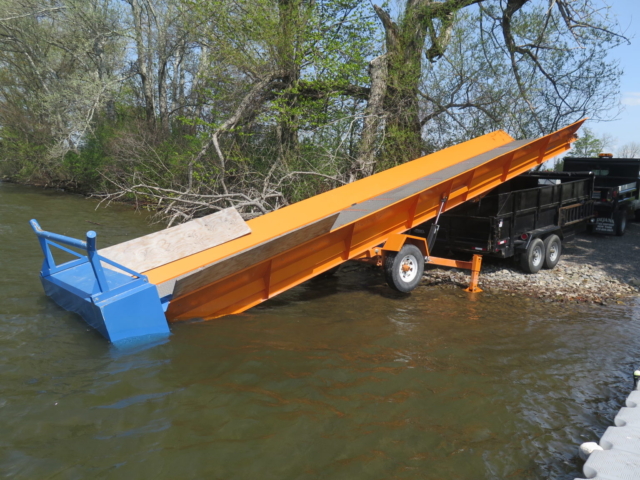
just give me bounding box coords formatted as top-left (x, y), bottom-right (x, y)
top-left (371, 0), bottom-right (483, 163)
top-left (96, 0), bottom-right (628, 224)
top-left (0, 0), bottom-right (125, 182)
top-left (568, 128), bottom-right (610, 157)
top-left (0, 0), bottom-right (629, 226)
top-left (367, 0), bottom-right (626, 166)
top-left (181, 0), bottom-right (375, 192)
top-left (553, 158), bottom-right (564, 172)
top-left (618, 142), bottom-right (640, 158)
top-left (92, 0), bottom-right (378, 223)
top-left (124, 0), bottom-right (202, 131)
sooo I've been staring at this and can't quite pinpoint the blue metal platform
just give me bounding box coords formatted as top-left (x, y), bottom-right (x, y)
top-left (30, 220), bottom-right (170, 343)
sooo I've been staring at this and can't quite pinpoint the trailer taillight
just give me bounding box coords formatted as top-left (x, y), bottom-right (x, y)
top-left (520, 233), bottom-right (529, 240)
top-left (497, 239), bottom-right (508, 245)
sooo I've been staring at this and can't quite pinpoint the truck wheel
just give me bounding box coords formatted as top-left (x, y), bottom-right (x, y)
top-left (520, 238), bottom-right (545, 274)
top-left (615, 211), bottom-right (627, 236)
top-left (384, 244), bottom-right (424, 293)
top-left (543, 235), bottom-right (561, 269)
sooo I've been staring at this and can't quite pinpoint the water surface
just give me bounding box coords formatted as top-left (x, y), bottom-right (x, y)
top-left (1, 181), bottom-right (638, 479)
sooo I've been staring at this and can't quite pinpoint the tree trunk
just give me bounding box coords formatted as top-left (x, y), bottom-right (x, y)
top-left (170, 42), bottom-right (186, 131)
top-left (351, 54), bottom-right (388, 182)
top-left (128, 0), bottom-right (155, 124)
top-left (158, 60), bottom-right (169, 133)
top-left (276, 0), bottom-right (302, 165)
top-left (372, 1), bottom-right (481, 165)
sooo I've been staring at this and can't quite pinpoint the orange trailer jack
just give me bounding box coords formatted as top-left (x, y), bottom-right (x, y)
top-left (424, 255), bottom-right (483, 293)
top-left (467, 255), bottom-right (483, 293)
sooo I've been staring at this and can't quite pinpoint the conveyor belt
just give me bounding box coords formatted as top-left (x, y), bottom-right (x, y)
top-left (151, 122), bottom-right (583, 322)
top-left (30, 120), bottom-right (585, 342)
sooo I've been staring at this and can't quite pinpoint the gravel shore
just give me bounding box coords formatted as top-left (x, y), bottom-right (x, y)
top-left (422, 221), bottom-right (640, 305)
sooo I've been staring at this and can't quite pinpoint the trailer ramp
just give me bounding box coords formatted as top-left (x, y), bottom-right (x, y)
top-left (31, 120), bottom-right (584, 342)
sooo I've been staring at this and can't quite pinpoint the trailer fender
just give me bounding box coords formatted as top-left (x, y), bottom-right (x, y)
top-left (515, 226), bottom-right (562, 252)
top-left (539, 226), bottom-right (563, 241)
top-left (515, 233), bottom-right (537, 253)
top-left (382, 234), bottom-right (429, 258)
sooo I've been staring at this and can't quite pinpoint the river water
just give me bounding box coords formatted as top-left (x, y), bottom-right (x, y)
top-left (1, 181), bottom-right (639, 479)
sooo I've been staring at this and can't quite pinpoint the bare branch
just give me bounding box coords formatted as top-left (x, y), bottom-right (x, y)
top-left (0, 6), bottom-right (65, 22)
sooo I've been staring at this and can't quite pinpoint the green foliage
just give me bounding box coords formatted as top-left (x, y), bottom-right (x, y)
top-left (61, 125), bottom-right (113, 190)
top-left (0, 127), bottom-right (51, 183)
top-left (553, 159), bottom-right (564, 172)
top-left (570, 128), bottom-right (606, 157)
top-left (0, 0), bottom-right (628, 222)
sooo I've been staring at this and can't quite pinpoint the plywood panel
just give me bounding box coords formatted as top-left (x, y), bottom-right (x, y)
top-left (99, 208), bottom-right (251, 274)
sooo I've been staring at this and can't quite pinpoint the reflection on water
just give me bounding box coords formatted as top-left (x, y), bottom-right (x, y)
top-left (1, 181), bottom-right (638, 479)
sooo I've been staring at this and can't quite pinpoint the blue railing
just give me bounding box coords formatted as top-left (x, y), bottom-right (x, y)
top-left (30, 219), bottom-right (145, 293)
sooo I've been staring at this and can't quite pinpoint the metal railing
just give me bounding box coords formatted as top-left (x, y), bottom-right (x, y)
top-left (29, 219), bottom-right (143, 293)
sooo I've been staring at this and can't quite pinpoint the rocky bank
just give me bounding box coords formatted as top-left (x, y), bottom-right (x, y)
top-left (422, 221), bottom-right (640, 305)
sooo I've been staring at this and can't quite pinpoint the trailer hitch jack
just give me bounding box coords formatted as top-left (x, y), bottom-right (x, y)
top-left (465, 254), bottom-right (483, 293)
top-left (424, 254), bottom-right (483, 293)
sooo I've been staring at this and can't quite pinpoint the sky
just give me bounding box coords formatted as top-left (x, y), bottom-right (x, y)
top-left (588, 0), bottom-right (640, 153)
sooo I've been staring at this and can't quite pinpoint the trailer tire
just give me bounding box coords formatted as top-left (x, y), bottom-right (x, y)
top-left (542, 235), bottom-right (561, 270)
top-left (615, 211), bottom-right (627, 236)
top-left (520, 238), bottom-right (545, 274)
top-left (384, 244), bottom-right (424, 293)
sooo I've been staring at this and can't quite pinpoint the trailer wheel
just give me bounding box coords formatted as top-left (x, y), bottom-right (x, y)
top-left (384, 244), bottom-right (424, 293)
top-left (615, 211), bottom-right (627, 236)
top-left (520, 238), bottom-right (545, 274)
top-left (542, 235), bottom-right (561, 269)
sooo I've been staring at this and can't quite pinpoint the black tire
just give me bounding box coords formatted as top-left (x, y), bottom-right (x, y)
top-left (384, 244), bottom-right (424, 293)
top-left (542, 234), bottom-right (561, 269)
top-left (635, 210), bottom-right (640, 222)
top-left (615, 211), bottom-right (627, 236)
top-left (520, 238), bottom-right (545, 274)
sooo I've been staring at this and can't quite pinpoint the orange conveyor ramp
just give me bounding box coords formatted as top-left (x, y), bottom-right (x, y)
top-left (145, 120), bottom-right (584, 322)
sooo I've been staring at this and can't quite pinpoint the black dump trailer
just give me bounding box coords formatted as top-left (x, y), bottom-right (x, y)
top-left (410, 172), bottom-right (594, 273)
top-left (563, 156), bottom-right (640, 236)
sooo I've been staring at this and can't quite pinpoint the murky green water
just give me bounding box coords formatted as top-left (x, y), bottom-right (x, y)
top-left (1, 181), bottom-right (639, 479)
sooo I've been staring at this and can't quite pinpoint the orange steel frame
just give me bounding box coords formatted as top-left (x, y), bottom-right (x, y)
top-left (145, 120), bottom-right (584, 322)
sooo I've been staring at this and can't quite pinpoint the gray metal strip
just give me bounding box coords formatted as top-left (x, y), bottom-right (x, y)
top-left (331, 139), bottom-right (532, 230)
